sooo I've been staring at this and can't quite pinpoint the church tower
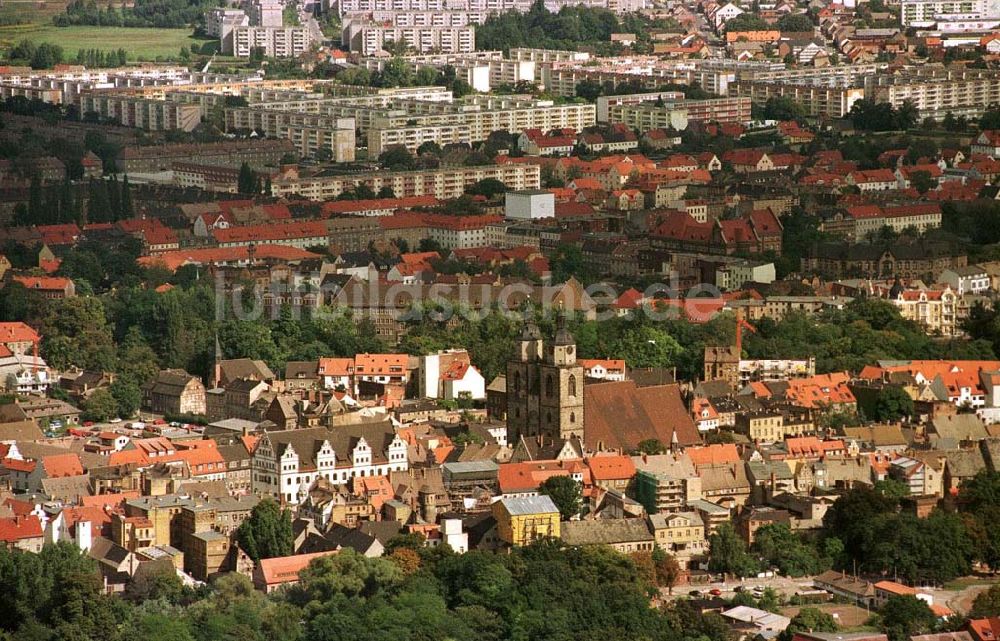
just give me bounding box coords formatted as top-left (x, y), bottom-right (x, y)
top-left (506, 307), bottom-right (542, 442)
top-left (538, 311), bottom-right (584, 441)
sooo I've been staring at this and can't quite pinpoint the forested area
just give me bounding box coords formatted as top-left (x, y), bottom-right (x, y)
top-left (708, 471), bottom-right (1000, 586)
top-left (474, 0), bottom-right (669, 54)
top-left (55, 0), bottom-right (216, 28)
top-left (0, 538), bottom-right (741, 641)
top-left (0, 232), bottom-right (991, 423)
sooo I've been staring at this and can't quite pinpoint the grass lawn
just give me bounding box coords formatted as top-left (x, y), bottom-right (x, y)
top-left (0, 22), bottom-right (211, 60)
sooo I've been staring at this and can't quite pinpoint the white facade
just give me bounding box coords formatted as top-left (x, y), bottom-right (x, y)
top-left (227, 26), bottom-right (313, 58)
top-left (0, 354), bottom-right (50, 394)
top-left (441, 518), bottom-right (468, 552)
top-left (418, 350), bottom-right (486, 400)
top-left (901, 0), bottom-right (996, 25)
top-left (253, 428), bottom-right (409, 505)
top-left (505, 190), bottom-right (555, 220)
top-left (940, 266), bottom-right (990, 295)
top-left (716, 262), bottom-right (776, 290)
top-left (343, 20), bottom-right (475, 55)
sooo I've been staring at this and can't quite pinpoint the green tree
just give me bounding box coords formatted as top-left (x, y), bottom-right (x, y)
top-left (708, 523), bottom-right (760, 578)
top-left (538, 475), bottom-right (582, 521)
top-left (652, 547), bottom-right (681, 593)
top-left (124, 563), bottom-right (187, 604)
top-left (909, 169), bottom-right (937, 194)
top-left (110, 378), bottom-right (141, 419)
top-left (779, 607), bottom-right (837, 641)
top-left (873, 478), bottom-right (911, 500)
top-left (120, 174), bottom-right (134, 218)
top-left (724, 13), bottom-right (770, 32)
top-left (763, 95), bottom-right (806, 121)
top-left (611, 325), bottom-right (683, 368)
top-left (83, 388), bottom-right (118, 422)
top-left (971, 584), bottom-right (1000, 618)
top-left (236, 498), bottom-right (294, 562)
top-left (776, 12), bottom-right (814, 32)
top-left (237, 162), bottom-right (256, 195)
top-left (636, 439), bottom-right (666, 454)
top-left (879, 595), bottom-right (938, 641)
top-left (873, 385), bottom-right (914, 422)
top-left (465, 178), bottom-right (508, 198)
top-left (379, 145), bottom-right (416, 170)
top-left (980, 105), bottom-right (1000, 130)
top-left (752, 523), bottom-right (826, 577)
top-left (417, 141), bottom-right (442, 156)
top-left (30, 42), bottom-right (64, 69)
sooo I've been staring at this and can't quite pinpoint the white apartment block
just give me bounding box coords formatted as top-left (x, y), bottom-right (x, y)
top-left (77, 92), bottom-right (203, 131)
top-left (270, 163), bottom-right (541, 200)
top-left (369, 9), bottom-right (479, 25)
top-left (509, 47), bottom-right (591, 63)
top-left (900, 0), bottom-right (996, 25)
top-left (225, 108), bottom-right (356, 160)
top-left (607, 103), bottom-right (689, 132)
top-left (359, 53), bottom-right (535, 92)
top-left (227, 25), bottom-right (313, 58)
top-left (735, 80), bottom-right (866, 119)
top-left (366, 101), bottom-right (595, 154)
top-left (342, 21), bottom-right (475, 55)
top-left (596, 91), bottom-right (685, 122)
top-left (867, 68), bottom-right (1000, 119)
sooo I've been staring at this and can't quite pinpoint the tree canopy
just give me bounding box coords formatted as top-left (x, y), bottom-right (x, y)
top-left (236, 498), bottom-right (294, 562)
top-left (538, 475), bottom-right (582, 520)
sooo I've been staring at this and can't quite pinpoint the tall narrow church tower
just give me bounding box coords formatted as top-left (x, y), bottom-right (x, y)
top-left (506, 309), bottom-right (584, 443)
top-left (538, 311), bottom-right (584, 441)
top-left (506, 308), bottom-right (542, 442)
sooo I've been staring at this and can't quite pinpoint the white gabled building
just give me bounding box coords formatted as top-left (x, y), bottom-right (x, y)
top-left (578, 359), bottom-right (627, 381)
top-left (252, 422), bottom-right (408, 505)
top-left (417, 349), bottom-right (486, 401)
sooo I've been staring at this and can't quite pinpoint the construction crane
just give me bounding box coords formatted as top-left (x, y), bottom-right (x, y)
top-left (734, 307), bottom-right (756, 354)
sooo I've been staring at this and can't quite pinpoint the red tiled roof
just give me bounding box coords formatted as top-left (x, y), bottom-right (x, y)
top-left (0, 515), bottom-right (42, 542)
top-left (12, 276), bottom-right (72, 292)
top-left (969, 617), bottom-right (1000, 641)
top-left (42, 453), bottom-right (84, 478)
top-left (214, 221), bottom-right (328, 244)
top-left (354, 353), bottom-right (407, 375)
top-left (0, 322), bottom-right (39, 344)
top-left (258, 550), bottom-right (339, 586)
top-left (137, 245), bottom-right (319, 272)
top-left (3, 458), bottom-right (36, 473)
top-left (586, 455), bottom-right (636, 480)
top-left (687, 443), bottom-right (740, 467)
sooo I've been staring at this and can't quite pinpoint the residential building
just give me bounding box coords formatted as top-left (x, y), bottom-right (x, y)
top-left (226, 26), bottom-right (314, 58)
top-left (142, 370), bottom-right (207, 417)
top-left (492, 495), bottom-right (561, 546)
top-left (417, 349), bottom-right (486, 401)
top-left (941, 265), bottom-right (990, 295)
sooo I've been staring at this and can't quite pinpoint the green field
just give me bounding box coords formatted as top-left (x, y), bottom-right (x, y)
top-left (0, 21), bottom-right (209, 61)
